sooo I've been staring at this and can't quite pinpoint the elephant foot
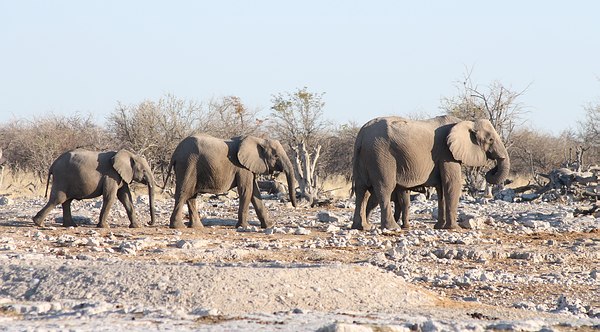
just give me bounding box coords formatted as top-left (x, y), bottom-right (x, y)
top-left (170, 221), bottom-right (186, 229)
top-left (445, 222), bottom-right (461, 230)
top-left (32, 217), bottom-right (44, 227)
top-left (351, 222), bottom-right (373, 231)
top-left (63, 219), bottom-right (78, 227)
top-left (381, 221), bottom-right (401, 230)
top-left (433, 222), bottom-right (445, 229)
top-left (189, 221), bottom-right (204, 229)
top-left (97, 222), bottom-right (110, 229)
top-left (129, 222), bottom-right (142, 228)
top-left (236, 221), bottom-right (251, 229)
top-left (260, 220), bottom-right (274, 229)
top-left (401, 223), bottom-right (410, 230)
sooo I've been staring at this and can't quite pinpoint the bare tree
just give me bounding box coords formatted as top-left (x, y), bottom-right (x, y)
top-left (270, 87), bottom-right (330, 204)
top-left (203, 96), bottom-right (263, 138)
top-left (441, 70), bottom-right (528, 147)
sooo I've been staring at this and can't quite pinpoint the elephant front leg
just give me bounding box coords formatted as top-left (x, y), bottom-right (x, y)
top-left (236, 183), bottom-right (252, 229)
top-left (352, 186), bottom-right (373, 230)
top-left (98, 183), bottom-right (118, 228)
top-left (434, 184), bottom-right (445, 229)
top-left (117, 185), bottom-right (140, 228)
top-left (439, 162), bottom-right (462, 230)
top-left (251, 181), bottom-right (272, 228)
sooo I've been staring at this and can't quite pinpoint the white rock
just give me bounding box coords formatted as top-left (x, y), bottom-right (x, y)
top-left (316, 322), bottom-right (374, 332)
top-left (522, 219), bottom-right (550, 229)
top-left (237, 226), bottom-right (259, 233)
top-left (136, 195), bottom-right (150, 204)
top-left (192, 308), bottom-right (220, 316)
top-left (325, 225), bottom-right (340, 233)
top-left (295, 227), bottom-right (311, 235)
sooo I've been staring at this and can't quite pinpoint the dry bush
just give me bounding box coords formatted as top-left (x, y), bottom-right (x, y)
top-left (0, 114), bottom-right (108, 182)
top-left (510, 128), bottom-right (576, 184)
top-left (203, 96), bottom-right (263, 139)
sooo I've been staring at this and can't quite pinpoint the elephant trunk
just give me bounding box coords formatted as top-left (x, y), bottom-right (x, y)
top-left (147, 176), bottom-right (156, 225)
top-left (485, 157), bottom-right (510, 185)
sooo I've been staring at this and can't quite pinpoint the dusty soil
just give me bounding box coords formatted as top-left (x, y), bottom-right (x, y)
top-left (0, 190), bottom-right (599, 331)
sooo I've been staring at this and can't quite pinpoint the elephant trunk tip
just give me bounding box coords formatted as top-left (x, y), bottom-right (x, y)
top-left (485, 157), bottom-right (510, 185)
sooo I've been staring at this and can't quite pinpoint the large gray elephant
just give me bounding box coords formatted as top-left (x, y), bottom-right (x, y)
top-left (353, 115), bottom-right (510, 230)
top-left (166, 134), bottom-right (297, 229)
top-left (32, 149), bottom-right (156, 228)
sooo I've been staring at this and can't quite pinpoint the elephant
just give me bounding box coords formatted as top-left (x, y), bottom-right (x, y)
top-left (166, 134), bottom-right (297, 229)
top-left (32, 148), bottom-right (156, 228)
top-left (352, 115), bottom-right (510, 230)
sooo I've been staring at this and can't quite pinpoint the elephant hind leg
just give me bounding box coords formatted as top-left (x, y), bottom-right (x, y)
top-left (187, 197), bottom-right (204, 229)
top-left (61, 199), bottom-right (78, 227)
top-left (352, 185), bottom-right (373, 230)
top-left (372, 182), bottom-right (400, 230)
top-left (170, 190), bottom-right (191, 229)
top-left (32, 191), bottom-right (67, 227)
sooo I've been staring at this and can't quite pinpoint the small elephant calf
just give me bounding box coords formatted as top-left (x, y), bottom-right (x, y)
top-left (32, 148), bottom-right (156, 228)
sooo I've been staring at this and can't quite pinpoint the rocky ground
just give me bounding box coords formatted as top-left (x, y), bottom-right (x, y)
top-left (0, 190), bottom-right (599, 331)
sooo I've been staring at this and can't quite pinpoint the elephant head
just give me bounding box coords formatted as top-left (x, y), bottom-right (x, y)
top-left (112, 149), bottom-right (156, 225)
top-left (238, 136), bottom-right (298, 207)
top-left (446, 119), bottom-right (510, 185)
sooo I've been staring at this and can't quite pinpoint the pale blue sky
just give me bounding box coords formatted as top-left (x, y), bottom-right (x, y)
top-left (1, 1), bottom-right (599, 134)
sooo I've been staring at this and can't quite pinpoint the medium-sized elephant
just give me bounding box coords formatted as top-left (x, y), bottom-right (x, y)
top-left (32, 149), bottom-right (156, 228)
top-left (353, 115), bottom-right (510, 230)
top-left (166, 134), bottom-right (297, 229)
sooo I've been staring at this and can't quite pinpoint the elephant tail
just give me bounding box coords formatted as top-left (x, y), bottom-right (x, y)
top-left (43, 167), bottom-right (52, 198)
top-left (161, 158), bottom-right (175, 193)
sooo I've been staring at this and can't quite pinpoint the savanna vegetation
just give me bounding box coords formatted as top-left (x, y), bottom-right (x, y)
top-left (1, 75), bottom-right (599, 200)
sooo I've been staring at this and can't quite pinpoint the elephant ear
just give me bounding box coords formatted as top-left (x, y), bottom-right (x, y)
top-left (112, 149), bottom-right (134, 184)
top-left (447, 121), bottom-right (488, 167)
top-left (238, 136), bottom-right (268, 174)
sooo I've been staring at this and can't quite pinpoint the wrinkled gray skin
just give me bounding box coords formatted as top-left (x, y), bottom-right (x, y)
top-left (353, 115), bottom-right (510, 230)
top-left (166, 134), bottom-right (297, 229)
top-left (32, 149), bottom-right (156, 228)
